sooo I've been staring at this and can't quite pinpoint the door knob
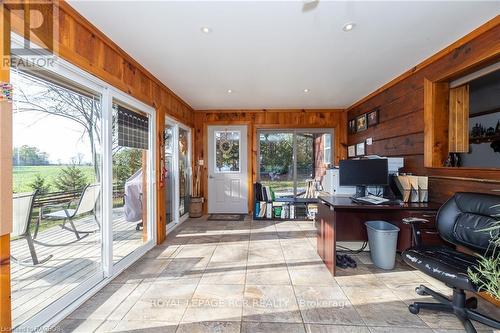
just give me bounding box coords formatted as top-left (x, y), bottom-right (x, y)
top-left (209, 175), bottom-right (214, 179)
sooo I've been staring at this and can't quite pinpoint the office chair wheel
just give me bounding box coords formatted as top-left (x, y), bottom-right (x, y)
top-left (408, 304), bottom-right (420, 314)
top-left (415, 286), bottom-right (427, 296)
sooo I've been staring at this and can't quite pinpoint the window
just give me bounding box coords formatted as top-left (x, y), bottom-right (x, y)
top-left (215, 130), bottom-right (241, 173)
top-left (259, 132), bottom-right (294, 197)
top-left (323, 134), bottom-right (332, 165)
top-left (258, 129), bottom-right (333, 198)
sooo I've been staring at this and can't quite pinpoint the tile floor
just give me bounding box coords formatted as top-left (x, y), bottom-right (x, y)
top-left (57, 217), bottom-right (500, 333)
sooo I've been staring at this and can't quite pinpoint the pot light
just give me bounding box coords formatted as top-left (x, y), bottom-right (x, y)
top-left (343, 22), bottom-right (356, 32)
top-left (227, 89), bottom-right (233, 94)
top-left (201, 26), bottom-right (212, 34)
top-left (303, 88), bottom-right (310, 93)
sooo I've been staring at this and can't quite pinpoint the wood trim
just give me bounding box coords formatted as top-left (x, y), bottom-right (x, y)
top-left (423, 79), bottom-right (449, 168)
top-left (448, 85), bottom-right (469, 153)
top-left (0, 3), bottom-right (11, 331)
top-left (348, 15), bottom-right (500, 110)
top-left (195, 109), bottom-right (345, 114)
top-left (428, 168), bottom-right (500, 182)
top-left (0, 235), bottom-right (10, 332)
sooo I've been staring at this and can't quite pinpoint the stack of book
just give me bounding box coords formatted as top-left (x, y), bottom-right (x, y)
top-left (254, 182), bottom-right (275, 202)
top-left (254, 201), bottom-right (296, 220)
top-left (254, 182), bottom-right (299, 220)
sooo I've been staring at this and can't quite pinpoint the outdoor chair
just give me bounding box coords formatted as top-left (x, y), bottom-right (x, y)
top-left (11, 190), bottom-right (52, 265)
top-left (37, 184), bottom-right (101, 242)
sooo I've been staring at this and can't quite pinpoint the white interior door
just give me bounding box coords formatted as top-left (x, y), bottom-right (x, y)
top-left (208, 125), bottom-right (248, 214)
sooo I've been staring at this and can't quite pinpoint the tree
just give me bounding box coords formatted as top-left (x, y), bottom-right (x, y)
top-left (13, 71), bottom-right (101, 179)
top-left (29, 174), bottom-right (51, 194)
top-left (113, 149), bottom-right (142, 186)
top-left (13, 145), bottom-right (49, 166)
top-left (54, 165), bottom-right (88, 192)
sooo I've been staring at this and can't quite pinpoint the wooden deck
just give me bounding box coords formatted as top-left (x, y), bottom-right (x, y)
top-left (10, 208), bottom-right (145, 328)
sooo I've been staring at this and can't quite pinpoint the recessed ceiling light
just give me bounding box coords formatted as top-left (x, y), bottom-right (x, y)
top-left (343, 22), bottom-right (356, 32)
top-left (201, 26), bottom-right (212, 34)
top-left (227, 89), bottom-right (233, 94)
top-left (303, 88), bottom-right (310, 93)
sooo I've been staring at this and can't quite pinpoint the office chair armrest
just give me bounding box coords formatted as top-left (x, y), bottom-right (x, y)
top-left (402, 217), bottom-right (429, 225)
top-left (402, 217), bottom-right (429, 247)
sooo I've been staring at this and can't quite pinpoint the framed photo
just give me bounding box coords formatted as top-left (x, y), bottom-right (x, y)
top-left (367, 109), bottom-right (379, 127)
top-left (348, 145), bottom-right (356, 157)
top-left (356, 114), bottom-right (367, 132)
top-left (356, 142), bottom-right (366, 156)
top-left (348, 119), bottom-right (357, 134)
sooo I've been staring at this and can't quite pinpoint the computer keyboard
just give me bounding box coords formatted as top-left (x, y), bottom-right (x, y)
top-left (351, 195), bottom-right (390, 205)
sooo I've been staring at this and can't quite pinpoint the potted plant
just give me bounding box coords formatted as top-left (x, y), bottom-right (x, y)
top-left (468, 202), bottom-right (500, 304)
top-left (189, 161), bottom-right (204, 218)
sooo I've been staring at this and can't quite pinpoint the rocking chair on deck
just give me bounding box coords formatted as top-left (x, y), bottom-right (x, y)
top-left (37, 184), bottom-right (101, 243)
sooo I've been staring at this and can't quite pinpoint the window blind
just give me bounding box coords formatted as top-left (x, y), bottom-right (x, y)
top-left (116, 105), bottom-right (149, 150)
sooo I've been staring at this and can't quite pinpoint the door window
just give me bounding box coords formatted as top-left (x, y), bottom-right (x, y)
top-left (215, 131), bottom-right (241, 173)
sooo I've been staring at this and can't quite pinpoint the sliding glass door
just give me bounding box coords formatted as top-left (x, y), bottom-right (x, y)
top-left (111, 99), bottom-right (154, 265)
top-left (165, 125), bottom-right (175, 226)
top-left (10, 36), bottom-right (156, 331)
top-left (165, 118), bottom-right (192, 230)
top-left (258, 129), bottom-right (333, 198)
top-left (258, 132), bottom-right (294, 197)
top-left (11, 68), bottom-right (104, 329)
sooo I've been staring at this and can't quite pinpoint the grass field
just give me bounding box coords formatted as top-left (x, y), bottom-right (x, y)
top-left (13, 165), bottom-right (95, 193)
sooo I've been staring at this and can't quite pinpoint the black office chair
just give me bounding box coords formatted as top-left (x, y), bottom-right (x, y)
top-left (402, 192), bottom-right (500, 333)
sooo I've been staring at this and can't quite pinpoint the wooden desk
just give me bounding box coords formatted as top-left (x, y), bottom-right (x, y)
top-left (316, 196), bottom-right (442, 276)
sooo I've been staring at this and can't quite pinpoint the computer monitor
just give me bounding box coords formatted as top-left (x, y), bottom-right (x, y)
top-left (339, 159), bottom-right (388, 197)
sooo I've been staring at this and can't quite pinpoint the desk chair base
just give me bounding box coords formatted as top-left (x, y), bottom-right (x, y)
top-left (408, 285), bottom-right (500, 333)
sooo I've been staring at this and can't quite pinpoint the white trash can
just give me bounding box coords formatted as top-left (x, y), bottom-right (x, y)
top-left (365, 221), bottom-right (400, 270)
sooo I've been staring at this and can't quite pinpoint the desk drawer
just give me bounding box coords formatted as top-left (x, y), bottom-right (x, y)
top-left (420, 229), bottom-right (443, 246)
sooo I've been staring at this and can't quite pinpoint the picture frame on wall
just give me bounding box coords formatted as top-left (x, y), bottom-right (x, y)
top-left (367, 109), bottom-right (379, 127)
top-left (348, 145), bottom-right (356, 157)
top-left (348, 119), bottom-right (357, 134)
top-left (356, 114), bottom-right (367, 132)
top-left (356, 142), bottom-right (366, 156)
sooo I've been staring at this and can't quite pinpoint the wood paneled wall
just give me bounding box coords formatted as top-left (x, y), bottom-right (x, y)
top-left (7, 1), bottom-right (196, 244)
top-left (193, 109), bottom-right (346, 213)
top-left (347, 17), bottom-right (500, 203)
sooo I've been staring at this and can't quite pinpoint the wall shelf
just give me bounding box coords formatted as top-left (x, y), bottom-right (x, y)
top-left (469, 134), bottom-right (500, 144)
